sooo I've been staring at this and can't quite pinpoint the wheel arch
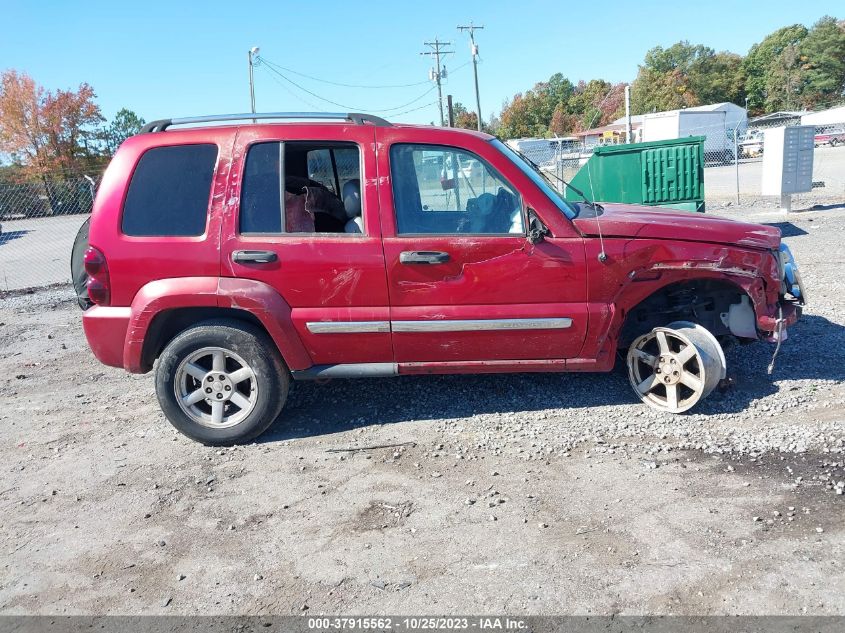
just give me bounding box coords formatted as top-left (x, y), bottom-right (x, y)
top-left (124, 277), bottom-right (312, 373)
top-left (617, 276), bottom-right (757, 348)
top-left (141, 307), bottom-right (270, 372)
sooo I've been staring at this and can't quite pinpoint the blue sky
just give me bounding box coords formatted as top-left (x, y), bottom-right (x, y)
top-left (0, 0), bottom-right (838, 126)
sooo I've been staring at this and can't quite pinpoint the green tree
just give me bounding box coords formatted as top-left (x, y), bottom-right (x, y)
top-left (692, 52), bottom-right (746, 105)
top-left (800, 16), bottom-right (845, 108)
top-left (105, 108), bottom-right (145, 154)
top-left (631, 66), bottom-right (695, 113)
top-left (742, 24), bottom-right (809, 112)
top-left (631, 41), bottom-right (744, 114)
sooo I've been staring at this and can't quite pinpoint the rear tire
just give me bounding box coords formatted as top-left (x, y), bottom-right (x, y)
top-left (71, 217), bottom-right (92, 310)
top-left (155, 319), bottom-right (289, 445)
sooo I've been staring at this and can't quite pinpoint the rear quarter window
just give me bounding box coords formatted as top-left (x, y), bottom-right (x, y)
top-left (122, 144), bottom-right (218, 236)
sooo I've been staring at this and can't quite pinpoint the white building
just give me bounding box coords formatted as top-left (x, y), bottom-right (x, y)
top-left (639, 102), bottom-right (748, 162)
top-left (801, 105), bottom-right (845, 128)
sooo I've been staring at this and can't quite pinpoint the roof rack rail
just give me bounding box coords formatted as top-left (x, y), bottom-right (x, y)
top-left (140, 112), bottom-right (392, 133)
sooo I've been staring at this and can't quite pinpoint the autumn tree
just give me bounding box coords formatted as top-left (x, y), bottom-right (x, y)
top-left (450, 102), bottom-right (479, 131)
top-left (498, 75), bottom-right (625, 139)
top-left (0, 69), bottom-right (104, 178)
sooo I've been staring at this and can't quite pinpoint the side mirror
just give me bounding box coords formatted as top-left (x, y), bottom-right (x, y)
top-left (527, 208), bottom-right (549, 244)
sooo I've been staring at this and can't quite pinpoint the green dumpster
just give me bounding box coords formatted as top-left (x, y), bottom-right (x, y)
top-left (564, 136), bottom-right (705, 212)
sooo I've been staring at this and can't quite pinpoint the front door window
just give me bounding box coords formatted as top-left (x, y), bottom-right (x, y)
top-left (390, 144), bottom-right (524, 235)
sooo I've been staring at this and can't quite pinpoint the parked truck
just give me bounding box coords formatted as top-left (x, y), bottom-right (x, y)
top-left (641, 110), bottom-right (735, 165)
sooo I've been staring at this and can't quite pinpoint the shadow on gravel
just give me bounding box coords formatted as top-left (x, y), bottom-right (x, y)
top-left (798, 203), bottom-right (845, 212)
top-left (260, 313), bottom-right (845, 444)
top-left (763, 222), bottom-right (808, 238)
top-left (0, 230), bottom-right (30, 246)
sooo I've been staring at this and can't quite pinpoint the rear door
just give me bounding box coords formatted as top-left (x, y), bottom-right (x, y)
top-left (221, 124), bottom-right (391, 367)
top-left (376, 130), bottom-right (589, 363)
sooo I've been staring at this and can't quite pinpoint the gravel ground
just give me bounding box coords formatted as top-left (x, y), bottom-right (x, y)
top-left (0, 204), bottom-right (843, 615)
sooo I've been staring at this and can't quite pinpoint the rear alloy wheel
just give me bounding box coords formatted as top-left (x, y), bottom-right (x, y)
top-left (626, 321), bottom-right (726, 413)
top-left (155, 320), bottom-right (288, 445)
top-left (174, 347), bottom-right (259, 428)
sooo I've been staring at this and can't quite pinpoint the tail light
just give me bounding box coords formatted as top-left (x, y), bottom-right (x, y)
top-left (84, 246), bottom-right (110, 306)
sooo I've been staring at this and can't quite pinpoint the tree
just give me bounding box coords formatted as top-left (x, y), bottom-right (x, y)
top-left (631, 66), bottom-right (695, 113)
top-left (568, 80), bottom-right (626, 131)
top-left (450, 102), bottom-right (479, 131)
top-left (800, 16), bottom-right (845, 108)
top-left (630, 41), bottom-right (745, 114)
top-left (105, 108), bottom-right (145, 154)
top-left (497, 74), bottom-right (627, 139)
top-left (765, 43), bottom-right (805, 111)
top-left (742, 24), bottom-right (809, 112)
top-left (498, 91), bottom-right (549, 138)
top-left (493, 16), bottom-right (845, 136)
top-left (694, 52), bottom-right (746, 106)
top-left (0, 69), bottom-right (104, 178)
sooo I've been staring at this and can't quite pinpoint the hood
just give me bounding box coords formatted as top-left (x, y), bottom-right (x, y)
top-left (572, 203), bottom-right (781, 250)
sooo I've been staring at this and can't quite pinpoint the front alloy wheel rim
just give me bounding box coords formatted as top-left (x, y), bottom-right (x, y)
top-left (174, 347), bottom-right (258, 428)
top-left (627, 328), bottom-right (708, 413)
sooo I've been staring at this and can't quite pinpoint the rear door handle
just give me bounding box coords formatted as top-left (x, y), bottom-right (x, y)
top-left (232, 249), bottom-right (278, 264)
top-left (399, 251), bottom-right (450, 265)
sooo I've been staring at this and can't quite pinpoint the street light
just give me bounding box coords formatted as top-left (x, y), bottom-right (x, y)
top-left (248, 47), bottom-right (260, 116)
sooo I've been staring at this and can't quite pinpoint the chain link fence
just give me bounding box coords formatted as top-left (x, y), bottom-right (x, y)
top-left (0, 174), bottom-right (102, 291)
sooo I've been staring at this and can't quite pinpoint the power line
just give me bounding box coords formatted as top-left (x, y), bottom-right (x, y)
top-left (260, 62), bottom-right (438, 112)
top-left (257, 56), bottom-right (430, 89)
top-left (259, 58), bottom-right (470, 116)
top-left (391, 100), bottom-right (441, 118)
top-left (257, 66), bottom-right (326, 111)
top-left (257, 68), bottom-right (437, 119)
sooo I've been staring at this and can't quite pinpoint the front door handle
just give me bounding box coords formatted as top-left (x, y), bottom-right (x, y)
top-left (399, 251), bottom-right (450, 265)
top-left (232, 250), bottom-right (278, 264)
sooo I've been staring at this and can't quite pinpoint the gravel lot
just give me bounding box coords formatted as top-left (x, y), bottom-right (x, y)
top-left (1, 204), bottom-right (844, 615)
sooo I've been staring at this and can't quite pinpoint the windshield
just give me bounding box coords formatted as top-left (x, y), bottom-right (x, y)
top-left (491, 138), bottom-right (578, 220)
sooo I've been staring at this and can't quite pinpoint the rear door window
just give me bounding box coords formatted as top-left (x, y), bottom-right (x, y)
top-left (240, 141), bottom-right (363, 235)
top-left (122, 144), bottom-right (218, 236)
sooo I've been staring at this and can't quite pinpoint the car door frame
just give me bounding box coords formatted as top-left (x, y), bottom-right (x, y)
top-left (220, 123), bottom-right (393, 369)
top-left (374, 127), bottom-right (590, 365)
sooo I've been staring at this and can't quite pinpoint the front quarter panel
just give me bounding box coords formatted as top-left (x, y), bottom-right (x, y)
top-left (578, 237), bottom-right (782, 362)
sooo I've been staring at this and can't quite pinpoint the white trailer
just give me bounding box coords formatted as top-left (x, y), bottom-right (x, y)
top-left (641, 110), bottom-right (735, 164)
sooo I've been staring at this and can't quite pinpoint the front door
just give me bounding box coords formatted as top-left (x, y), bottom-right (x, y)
top-left (221, 125), bottom-right (391, 367)
top-left (376, 134), bottom-right (589, 363)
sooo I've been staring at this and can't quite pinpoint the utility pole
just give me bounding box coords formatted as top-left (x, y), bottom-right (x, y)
top-left (248, 46), bottom-right (260, 119)
top-left (421, 39), bottom-right (453, 126)
top-left (447, 95), bottom-right (455, 127)
top-left (624, 84), bottom-right (632, 144)
top-left (457, 22), bottom-right (484, 132)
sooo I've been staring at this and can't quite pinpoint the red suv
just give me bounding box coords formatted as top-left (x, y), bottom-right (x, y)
top-left (79, 112), bottom-right (804, 445)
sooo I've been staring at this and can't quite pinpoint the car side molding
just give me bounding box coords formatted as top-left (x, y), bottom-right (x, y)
top-left (291, 363), bottom-right (398, 380)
